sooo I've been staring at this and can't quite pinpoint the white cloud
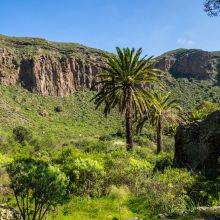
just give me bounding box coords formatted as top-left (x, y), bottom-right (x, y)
top-left (177, 38), bottom-right (195, 46)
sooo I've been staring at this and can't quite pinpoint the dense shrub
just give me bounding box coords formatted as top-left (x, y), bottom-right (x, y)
top-left (55, 148), bottom-right (105, 196)
top-left (189, 175), bottom-right (220, 207)
top-left (129, 168), bottom-right (195, 218)
top-left (186, 101), bottom-right (220, 122)
top-left (13, 126), bottom-right (33, 144)
top-left (133, 135), bottom-right (155, 147)
top-left (154, 152), bottom-right (173, 171)
top-left (112, 129), bottom-right (125, 138)
top-left (71, 138), bottom-right (111, 153)
top-left (99, 134), bottom-right (113, 142)
top-left (6, 157), bottom-right (69, 220)
top-left (108, 185), bottom-right (130, 200)
top-left (54, 105), bottom-right (63, 112)
top-left (104, 150), bottom-right (153, 194)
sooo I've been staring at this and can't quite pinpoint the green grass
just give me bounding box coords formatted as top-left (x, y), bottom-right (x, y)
top-left (0, 34), bottom-right (106, 60)
top-left (48, 197), bottom-right (136, 220)
top-left (164, 74), bottom-right (220, 108)
top-left (0, 85), bottom-right (122, 142)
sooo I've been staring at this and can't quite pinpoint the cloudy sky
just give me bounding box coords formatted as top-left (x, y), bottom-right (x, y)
top-left (0, 0), bottom-right (219, 55)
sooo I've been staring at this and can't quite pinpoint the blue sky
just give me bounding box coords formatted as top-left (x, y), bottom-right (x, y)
top-left (0, 0), bottom-right (219, 55)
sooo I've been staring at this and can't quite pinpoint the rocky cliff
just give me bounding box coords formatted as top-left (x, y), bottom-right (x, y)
top-left (0, 35), bottom-right (105, 96)
top-left (0, 35), bottom-right (220, 97)
top-left (174, 111), bottom-right (220, 175)
top-left (156, 49), bottom-right (215, 79)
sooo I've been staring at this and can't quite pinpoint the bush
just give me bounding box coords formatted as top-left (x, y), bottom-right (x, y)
top-left (112, 129), bottom-right (125, 138)
top-left (108, 185), bottom-right (130, 200)
top-left (133, 136), bottom-right (154, 147)
top-left (55, 148), bottom-right (105, 196)
top-left (129, 168), bottom-right (195, 218)
top-left (99, 134), bottom-right (113, 142)
top-left (72, 138), bottom-right (111, 153)
top-left (104, 151), bottom-right (153, 194)
top-left (6, 157), bottom-right (69, 220)
top-left (154, 152), bottom-right (173, 172)
top-left (13, 126), bottom-right (33, 144)
top-left (189, 174), bottom-right (220, 207)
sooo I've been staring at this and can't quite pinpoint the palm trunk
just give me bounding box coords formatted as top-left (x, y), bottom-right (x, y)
top-left (125, 87), bottom-right (133, 151)
top-left (156, 117), bottom-right (163, 154)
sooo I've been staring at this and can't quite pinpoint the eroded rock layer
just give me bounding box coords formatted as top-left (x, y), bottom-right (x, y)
top-left (0, 35), bottom-right (219, 96)
top-left (0, 46), bottom-right (103, 96)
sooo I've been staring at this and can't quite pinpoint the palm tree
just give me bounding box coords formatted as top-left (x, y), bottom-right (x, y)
top-left (92, 47), bottom-right (161, 151)
top-left (137, 92), bottom-right (182, 153)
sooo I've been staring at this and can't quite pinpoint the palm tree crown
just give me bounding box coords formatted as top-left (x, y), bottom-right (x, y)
top-left (92, 47), bottom-right (161, 150)
top-left (137, 91), bottom-right (182, 153)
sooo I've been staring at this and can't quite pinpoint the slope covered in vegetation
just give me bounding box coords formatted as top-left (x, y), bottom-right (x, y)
top-left (0, 86), bottom-right (121, 141)
top-left (0, 36), bottom-right (220, 219)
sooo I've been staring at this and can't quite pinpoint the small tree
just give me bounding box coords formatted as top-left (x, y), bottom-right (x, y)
top-left (6, 157), bottom-right (69, 220)
top-left (137, 92), bottom-right (182, 154)
top-left (13, 126), bottom-right (33, 144)
top-left (204, 0), bottom-right (220, 16)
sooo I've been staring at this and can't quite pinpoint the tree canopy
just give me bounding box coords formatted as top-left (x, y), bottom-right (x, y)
top-left (6, 157), bottom-right (69, 220)
top-left (204, 0), bottom-right (220, 16)
top-left (92, 47), bottom-right (161, 150)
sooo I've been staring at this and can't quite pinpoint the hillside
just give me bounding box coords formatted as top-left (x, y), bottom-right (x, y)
top-left (0, 86), bottom-right (121, 142)
top-left (0, 35), bottom-right (106, 96)
top-left (0, 35), bottom-right (220, 220)
top-left (0, 35), bottom-right (220, 139)
top-left (0, 35), bottom-right (220, 109)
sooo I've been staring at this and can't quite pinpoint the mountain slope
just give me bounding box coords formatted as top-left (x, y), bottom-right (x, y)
top-left (0, 35), bottom-right (106, 96)
top-left (0, 34), bottom-right (220, 109)
top-left (0, 86), bottom-right (121, 142)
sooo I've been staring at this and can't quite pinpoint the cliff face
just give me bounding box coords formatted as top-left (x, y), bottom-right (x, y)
top-left (19, 55), bottom-right (102, 96)
top-left (0, 35), bottom-right (219, 97)
top-left (0, 36), bottom-right (105, 96)
top-left (156, 49), bottom-right (214, 79)
top-left (174, 111), bottom-right (220, 174)
top-left (0, 47), bottom-right (19, 85)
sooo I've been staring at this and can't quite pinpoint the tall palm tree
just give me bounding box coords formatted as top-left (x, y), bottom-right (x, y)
top-left (137, 92), bottom-right (182, 153)
top-left (92, 47), bottom-right (161, 151)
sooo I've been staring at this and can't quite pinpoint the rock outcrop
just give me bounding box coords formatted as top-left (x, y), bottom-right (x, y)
top-left (0, 35), bottom-right (219, 96)
top-left (174, 111), bottom-right (220, 172)
top-left (0, 48), bottom-right (19, 85)
top-left (0, 35), bottom-right (105, 96)
top-left (19, 55), bottom-right (102, 96)
top-left (0, 47), bottom-right (104, 96)
top-left (156, 49), bottom-right (214, 79)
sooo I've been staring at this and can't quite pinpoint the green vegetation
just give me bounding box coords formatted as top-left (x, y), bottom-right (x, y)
top-left (166, 77), bottom-right (220, 108)
top-left (1, 135), bottom-right (219, 219)
top-left (93, 47), bottom-right (162, 150)
top-left (0, 45), bottom-right (220, 219)
top-left (0, 34), bottom-right (105, 61)
top-left (137, 92), bottom-right (182, 153)
top-left (186, 101), bottom-right (220, 122)
top-left (0, 85), bottom-right (121, 141)
top-left (6, 157), bottom-right (69, 220)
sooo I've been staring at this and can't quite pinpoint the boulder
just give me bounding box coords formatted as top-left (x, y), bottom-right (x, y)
top-left (174, 111), bottom-right (220, 172)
